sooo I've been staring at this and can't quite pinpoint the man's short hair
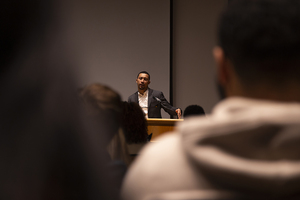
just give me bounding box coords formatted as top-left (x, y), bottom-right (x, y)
top-left (137, 71), bottom-right (150, 80)
top-left (218, 0), bottom-right (300, 86)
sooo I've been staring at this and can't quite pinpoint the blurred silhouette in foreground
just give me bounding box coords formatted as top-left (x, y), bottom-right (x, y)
top-left (0, 1), bottom-right (118, 199)
top-left (79, 83), bottom-right (132, 190)
top-left (121, 102), bottom-right (149, 158)
top-left (183, 105), bottom-right (206, 118)
top-left (122, 0), bottom-right (300, 200)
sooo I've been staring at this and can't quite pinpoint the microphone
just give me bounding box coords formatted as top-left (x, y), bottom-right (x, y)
top-left (153, 96), bottom-right (161, 103)
top-left (153, 96), bottom-right (169, 111)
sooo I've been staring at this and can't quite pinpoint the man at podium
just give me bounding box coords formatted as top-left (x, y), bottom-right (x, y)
top-left (128, 71), bottom-right (181, 119)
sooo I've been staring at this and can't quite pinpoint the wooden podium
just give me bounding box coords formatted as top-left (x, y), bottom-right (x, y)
top-left (147, 118), bottom-right (183, 141)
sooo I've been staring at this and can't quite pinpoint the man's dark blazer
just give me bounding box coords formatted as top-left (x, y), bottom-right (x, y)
top-left (128, 88), bottom-right (177, 118)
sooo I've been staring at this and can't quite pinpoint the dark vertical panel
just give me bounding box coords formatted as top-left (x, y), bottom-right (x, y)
top-left (170, 0), bottom-right (174, 118)
top-left (172, 0), bottom-right (227, 114)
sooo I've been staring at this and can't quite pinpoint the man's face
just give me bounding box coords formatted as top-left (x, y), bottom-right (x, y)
top-left (136, 73), bottom-right (150, 91)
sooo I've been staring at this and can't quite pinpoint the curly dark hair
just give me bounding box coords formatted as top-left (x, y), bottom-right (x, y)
top-left (121, 101), bottom-right (148, 144)
top-left (183, 105), bottom-right (205, 118)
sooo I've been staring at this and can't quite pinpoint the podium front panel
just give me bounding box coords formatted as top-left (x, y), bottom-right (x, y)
top-left (147, 119), bottom-right (183, 141)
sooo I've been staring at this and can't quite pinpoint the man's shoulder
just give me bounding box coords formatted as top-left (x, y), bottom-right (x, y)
top-left (149, 88), bottom-right (161, 92)
top-left (125, 133), bottom-right (182, 175)
top-left (121, 130), bottom-right (214, 200)
top-left (128, 92), bottom-right (138, 102)
top-left (128, 91), bottom-right (138, 97)
top-left (141, 133), bottom-right (180, 154)
top-left (148, 88), bottom-right (163, 95)
top-left (121, 133), bottom-right (186, 200)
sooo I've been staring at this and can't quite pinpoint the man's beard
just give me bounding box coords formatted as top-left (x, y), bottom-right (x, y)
top-left (139, 84), bottom-right (145, 90)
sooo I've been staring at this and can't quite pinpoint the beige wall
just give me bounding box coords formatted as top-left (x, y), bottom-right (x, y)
top-left (173, 0), bottom-right (228, 114)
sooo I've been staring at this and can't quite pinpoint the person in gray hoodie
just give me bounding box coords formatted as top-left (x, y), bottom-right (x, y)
top-left (121, 0), bottom-right (300, 199)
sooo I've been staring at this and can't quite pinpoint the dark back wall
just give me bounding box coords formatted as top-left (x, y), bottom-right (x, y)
top-left (60, 0), bottom-right (170, 119)
top-left (59, 0), bottom-right (227, 117)
top-left (173, 0), bottom-right (227, 115)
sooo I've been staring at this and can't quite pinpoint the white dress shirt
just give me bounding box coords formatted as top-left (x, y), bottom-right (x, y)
top-left (138, 89), bottom-right (148, 118)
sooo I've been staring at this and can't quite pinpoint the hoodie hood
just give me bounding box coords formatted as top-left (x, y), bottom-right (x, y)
top-left (180, 97), bottom-right (300, 198)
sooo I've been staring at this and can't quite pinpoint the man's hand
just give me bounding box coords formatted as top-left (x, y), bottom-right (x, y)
top-left (176, 109), bottom-right (182, 119)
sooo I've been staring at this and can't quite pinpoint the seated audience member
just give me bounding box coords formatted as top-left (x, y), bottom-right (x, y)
top-left (0, 1), bottom-right (118, 199)
top-left (108, 129), bottom-right (133, 167)
top-left (121, 0), bottom-right (300, 200)
top-left (121, 102), bottom-right (149, 157)
top-left (183, 105), bottom-right (206, 118)
top-left (78, 83), bottom-right (123, 144)
top-left (79, 83), bottom-right (132, 189)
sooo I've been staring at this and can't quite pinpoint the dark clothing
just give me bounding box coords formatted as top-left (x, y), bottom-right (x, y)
top-left (128, 88), bottom-right (177, 118)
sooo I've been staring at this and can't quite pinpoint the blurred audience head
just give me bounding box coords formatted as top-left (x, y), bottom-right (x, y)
top-left (121, 101), bottom-right (148, 144)
top-left (183, 105), bottom-right (205, 118)
top-left (79, 83), bottom-right (132, 168)
top-left (79, 83), bottom-right (122, 141)
top-left (215, 0), bottom-right (300, 101)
